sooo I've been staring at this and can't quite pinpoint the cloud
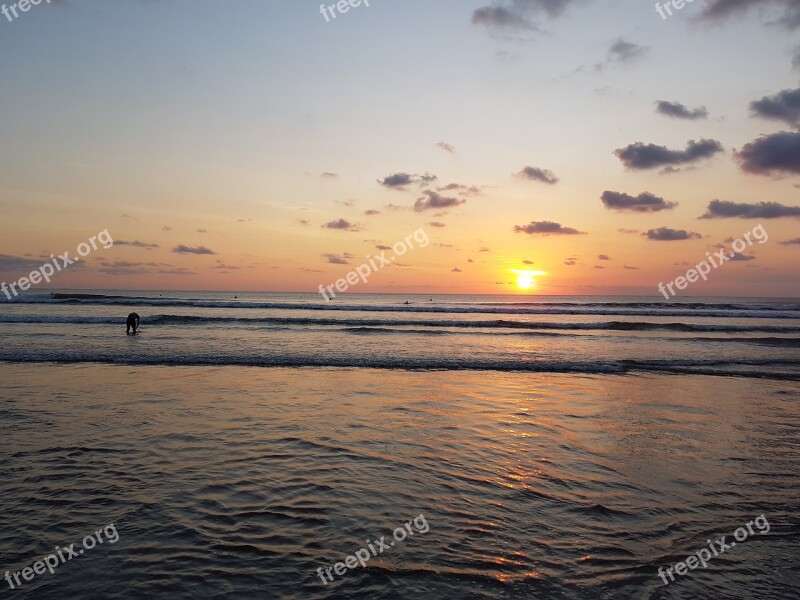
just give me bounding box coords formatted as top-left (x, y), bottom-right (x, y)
top-left (172, 245), bottom-right (215, 255)
top-left (414, 191), bottom-right (466, 212)
top-left (364, 209), bottom-right (381, 216)
top-left (471, 0), bottom-right (586, 37)
top-left (322, 218), bottom-right (361, 231)
top-left (564, 257), bottom-right (578, 266)
top-left (514, 221), bottom-right (586, 235)
top-left (698, 0), bottom-right (800, 29)
top-left (378, 172), bottom-right (437, 190)
top-left (655, 100), bottom-right (708, 120)
top-left (643, 228), bottom-right (702, 241)
top-left (437, 183), bottom-right (483, 196)
top-left (375, 244), bottom-right (392, 250)
top-left (96, 261), bottom-right (193, 276)
top-left (598, 254), bottom-right (611, 260)
top-left (196, 229), bottom-right (207, 234)
top-left (779, 237), bottom-right (800, 245)
top-left (319, 172), bottom-right (339, 179)
top-left (436, 142), bottom-right (455, 154)
top-left (516, 166), bottom-right (559, 184)
top-left (794, 46), bottom-right (800, 70)
top-left (606, 38), bottom-right (649, 64)
top-left (601, 190), bottom-right (678, 213)
top-left (729, 253), bottom-right (756, 261)
top-left (114, 240), bottom-right (160, 249)
top-left (323, 253), bottom-right (354, 265)
top-left (0, 254), bottom-right (46, 271)
top-left (736, 131), bottom-right (800, 175)
top-left (614, 138), bottom-right (724, 170)
top-left (624, 265), bottom-right (639, 270)
top-left (428, 221), bottom-right (446, 228)
top-left (452, 267), bottom-right (463, 273)
top-left (700, 199), bottom-right (800, 219)
top-left (522, 259), bottom-right (534, 265)
top-left (618, 228), bottom-right (639, 234)
top-left (750, 87), bottom-right (800, 128)
top-left (298, 219), bottom-right (310, 225)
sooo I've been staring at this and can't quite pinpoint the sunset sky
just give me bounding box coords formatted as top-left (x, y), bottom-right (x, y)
top-left (1, 0), bottom-right (798, 296)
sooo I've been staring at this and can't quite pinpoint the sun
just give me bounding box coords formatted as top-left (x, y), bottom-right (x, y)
top-left (516, 272), bottom-right (534, 290)
top-left (512, 269), bottom-right (547, 292)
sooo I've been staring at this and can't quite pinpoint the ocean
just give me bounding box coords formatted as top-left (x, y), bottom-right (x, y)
top-left (1, 291), bottom-right (798, 599)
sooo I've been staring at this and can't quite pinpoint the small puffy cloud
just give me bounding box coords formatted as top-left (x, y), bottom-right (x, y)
top-left (522, 259), bottom-right (534, 265)
top-left (700, 199), bottom-right (800, 219)
top-left (736, 131), bottom-right (800, 175)
top-left (322, 219), bottom-right (361, 231)
top-left (428, 221), bottom-right (446, 228)
top-left (655, 100), bottom-right (708, 120)
top-left (376, 244), bottom-right (391, 250)
top-left (750, 87), bottom-right (800, 128)
top-left (624, 265), bottom-right (639, 270)
top-left (115, 240), bottom-right (160, 249)
top-left (414, 191), bottom-right (466, 212)
top-left (643, 228), bottom-right (702, 241)
top-left (172, 245), bottom-right (215, 255)
top-left (514, 221), bottom-right (586, 235)
top-left (729, 253), bottom-right (756, 261)
top-left (598, 254), bottom-right (611, 260)
top-left (323, 253), bottom-right (350, 265)
top-left (452, 267), bottom-right (463, 273)
top-left (516, 166), bottom-right (559, 184)
top-left (298, 219), bottom-right (310, 225)
top-left (364, 209), bottom-right (381, 216)
top-left (606, 38), bottom-right (649, 64)
top-left (436, 142), bottom-right (455, 154)
top-left (601, 190), bottom-right (678, 213)
top-left (378, 172), bottom-right (437, 190)
top-left (319, 172), bottom-right (338, 179)
top-left (779, 237), bottom-right (800, 245)
top-left (614, 139), bottom-right (724, 170)
top-left (618, 228), bottom-right (639, 234)
top-left (698, 0), bottom-right (800, 29)
top-left (472, 6), bottom-right (537, 32)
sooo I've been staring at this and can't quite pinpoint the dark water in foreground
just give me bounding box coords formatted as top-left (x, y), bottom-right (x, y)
top-left (1, 365), bottom-right (798, 599)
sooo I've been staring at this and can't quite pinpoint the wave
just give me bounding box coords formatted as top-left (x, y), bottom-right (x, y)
top-left (2, 313), bottom-right (800, 334)
top-left (0, 314), bottom-right (800, 334)
top-left (0, 355), bottom-right (797, 379)
top-left (2, 293), bottom-right (799, 318)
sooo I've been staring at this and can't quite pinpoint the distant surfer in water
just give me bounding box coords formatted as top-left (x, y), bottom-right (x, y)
top-left (126, 312), bottom-right (140, 335)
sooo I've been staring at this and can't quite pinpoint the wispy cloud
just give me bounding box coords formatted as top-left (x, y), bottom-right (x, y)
top-left (514, 221), bottom-right (586, 235)
top-left (700, 199), bottom-right (800, 219)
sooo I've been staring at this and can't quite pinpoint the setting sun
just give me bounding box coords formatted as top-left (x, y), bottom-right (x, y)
top-left (513, 269), bottom-right (547, 291)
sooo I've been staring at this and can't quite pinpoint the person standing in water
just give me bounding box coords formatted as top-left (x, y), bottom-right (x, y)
top-left (126, 312), bottom-right (140, 335)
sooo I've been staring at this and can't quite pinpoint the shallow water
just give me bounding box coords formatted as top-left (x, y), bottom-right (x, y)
top-left (1, 364), bottom-right (798, 599)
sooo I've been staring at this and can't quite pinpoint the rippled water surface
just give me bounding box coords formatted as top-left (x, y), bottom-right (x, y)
top-left (1, 364), bottom-right (798, 599)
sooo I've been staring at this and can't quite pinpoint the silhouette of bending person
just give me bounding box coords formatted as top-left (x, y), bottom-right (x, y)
top-left (126, 312), bottom-right (140, 335)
